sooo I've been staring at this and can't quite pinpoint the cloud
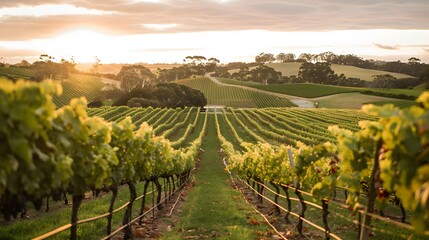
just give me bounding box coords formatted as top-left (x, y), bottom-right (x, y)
top-left (142, 23), bottom-right (179, 30)
top-left (0, 0), bottom-right (428, 41)
top-left (373, 43), bottom-right (400, 50)
top-left (0, 4), bottom-right (114, 18)
top-left (0, 47), bottom-right (41, 58)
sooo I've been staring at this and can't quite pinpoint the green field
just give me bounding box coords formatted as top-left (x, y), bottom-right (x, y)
top-left (0, 66), bottom-right (36, 80)
top-left (53, 74), bottom-right (104, 107)
top-left (0, 67), bottom-right (105, 107)
top-left (365, 99), bottom-right (417, 108)
top-left (175, 77), bottom-right (296, 108)
top-left (217, 77), bottom-right (261, 86)
top-left (215, 78), bottom-right (427, 106)
top-left (369, 88), bottom-right (425, 97)
top-left (229, 62), bottom-right (414, 81)
top-left (330, 64), bottom-right (413, 80)
top-left (414, 83), bottom-right (429, 90)
top-left (251, 83), bottom-right (361, 98)
top-left (316, 92), bottom-right (416, 109)
top-left (266, 62), bottom-right (414, 81)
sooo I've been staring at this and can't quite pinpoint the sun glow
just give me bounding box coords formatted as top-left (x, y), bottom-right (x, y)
top-left (142, 24), bottom-right (178, 30)
top-left (0, 4), bottom-right (113, 18)
top-left (0, 29), bottom-right (428, 64)
top-left (45, 29), bottom-right (118, 62)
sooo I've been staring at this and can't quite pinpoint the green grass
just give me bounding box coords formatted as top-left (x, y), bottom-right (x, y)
top-left (0, 66), bottom-right (36, 80)
top-left (317, 93), bottom-right (413, 109)
top-left (330, 64), bottom-right (413, 81)
top-left (252, 83), bottom-right (360, 98)
top-left (256, 181), bottom-right (427, 240)
top-left (364, 100), bottom-right (417, 109)
top-left (414, 83), bottom-right (428, 90)
top-left (265, 63), bottom-right (414, 81)
top-left (0, 182), bottom-right (158, 239)
top-left (264, 62), bottom-right (303, 76)
top-left (161, 115), bottom-right (271, 239)
top-left (217, 78), bottom-right (261, 86)
top-left (216, 79), bottom-right (426, 101)
top-left (229, 63), bottom-right (414, 81)
top-left (175, 77), bottom-right (296, 108)
top-left (0, 68), bottom-right (105, 108)
top-left (53, 74), bottom-right (104, 107)
top-left (368, 88), bottom-right (425, 97)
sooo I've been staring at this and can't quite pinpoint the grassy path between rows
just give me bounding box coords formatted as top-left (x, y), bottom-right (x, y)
top-left (162, 115), bottom-right (271, 239)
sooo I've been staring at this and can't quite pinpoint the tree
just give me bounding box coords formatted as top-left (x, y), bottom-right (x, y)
top-left (212, 67), bottom-right (231, 78)
top-left (249, 65), bottom-right (282, 85)
top-left (371, 74), bottom-right (397, 89)
top-left (60, 58), bottom-right (77, 78)
top-left (298, 62), bottom-right (336, 84)
top-left (152, 83), bottom-right (206, 108)
top-left (276, 52), bottom-right (295, 62)
top-left (317, 51), bottom-right (336, 63)
top-left (289, 75), bottom-right (304, 83)
top-left (18, 60), bottom-right (31, 67)
top-left (117, 65), bottom-right (157, 92)
top-left (232, 67), bottom-right (250, 81)
top-left (32, 55), bottom-right (58, 80)
top-left (183, 56), bottom-right (207, 65)
top-left (91, 56), bottom-right (101, 74)
top-left (297, 53), bottom-right (314, 62)
top-left (208, 57), bottom-right (220, 64)
top-left (206, 57), bottom-right (220, 72)
top-left (408, 57), bottom-right (421, 65)
top-left (39, 54), bottom-right (54, 62)
top-left (255, 53), bottom-right (275, 64)
top-left (127, 98), bottom-right (161, 108)
top-left (112, 87), bottom-right (153, 106)
top-left (419, 68), bottom-right (429, 89)
top-left (276, 53), bottom-right (287, 63)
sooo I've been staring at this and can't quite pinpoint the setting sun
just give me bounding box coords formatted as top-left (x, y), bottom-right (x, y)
top-left (51, 29), bottom-right (110, 61)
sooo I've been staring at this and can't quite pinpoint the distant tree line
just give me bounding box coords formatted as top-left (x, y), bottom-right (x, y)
top-left (99, 82), bottom-right (207, 108)
top-left (209, 52), bottom-right (427, 89)
top-left (253, 51), bottom-right (429, 77)
top-left (0, 55), bottom-right (77, 81)
top-left (249, 52), bottom-right (429, 87)
top-left (89, 62), bottom-right (206, 108)
top-left (173, 52), bottom-right (427, 88)
top-left (156, 56), bottom-right (220, 82)
top-left (3, 52), bottom-right (428, 93)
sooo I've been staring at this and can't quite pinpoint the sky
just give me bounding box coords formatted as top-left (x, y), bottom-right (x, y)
top-left (0, 0), bottom-right (429, 64)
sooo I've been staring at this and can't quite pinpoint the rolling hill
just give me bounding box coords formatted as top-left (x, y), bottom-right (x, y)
top-left (230, 62), bottom-right (414, 81)
top-left (75, 63), bottom-right (181, 75)
top-left (0, 66), bottom-right (36, 80)
top-left (52, 74), bottom-right (105, 107)
top-left (175, 77), bottom-right (296, 108)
